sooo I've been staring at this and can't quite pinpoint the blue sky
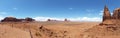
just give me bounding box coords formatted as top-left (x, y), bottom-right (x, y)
top-left (0, 0), bottom-right (120, 21)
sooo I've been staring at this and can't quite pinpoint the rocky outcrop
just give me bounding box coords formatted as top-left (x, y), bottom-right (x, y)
top-left (38, 26), bottom-right (68, 38)
top-left (83, 6), bottom-right (120, 38)
top-left (112, 8), bottom-right (120, 19)
top-left (101, 6), bottom-right (120, 25)
top-left (1, 17), bottom-right (35, 22)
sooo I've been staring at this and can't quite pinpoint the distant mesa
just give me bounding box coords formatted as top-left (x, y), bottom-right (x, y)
top-left (47, 19), bottom-right (57, 22)
top-left (101, 5), bottom-right (120, 25)
top-left (64, 18), bottom-right (70, 22)
top-left (47, 19), bottom-right (51, 21)
top-left (25, 17), bottom-right (35, 22)
top-left (47, 18), bottom-right (70, 22)
top-left (1, 17), bottom-right (35, 22)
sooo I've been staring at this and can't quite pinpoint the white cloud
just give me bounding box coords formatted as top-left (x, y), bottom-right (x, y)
top-left (33, 16), bottom-right (102, 22)
top-left (33, 17), bottom-right (64, 21)
top-left (111, 13), bottom-right (113, 15)
top-left (68, 17), bottom-right (102, 22)
top-left (0, 16), bottom-right (4, 21)
top-left (99, 10), bottom-right (103, 16)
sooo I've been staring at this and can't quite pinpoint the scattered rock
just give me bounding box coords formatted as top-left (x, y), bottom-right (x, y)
top-left (38, 26), bottom-right (68, 38)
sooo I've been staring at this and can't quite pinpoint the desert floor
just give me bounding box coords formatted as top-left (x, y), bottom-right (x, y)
top-left (0, 21), bottom-right (116, 38)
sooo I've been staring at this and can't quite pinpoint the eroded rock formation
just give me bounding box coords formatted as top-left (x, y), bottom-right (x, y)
top-left (83, 6), bottom-right (120, 38)
top-left (103, 6), bottom-right (111, 21)
top-left (101, 6), bottom-right (120, 25)
top-left (112, 8), bottom-right (120, 19)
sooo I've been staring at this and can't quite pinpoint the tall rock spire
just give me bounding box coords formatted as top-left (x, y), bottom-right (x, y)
top-left (103, 5), bottom-right (111, 21)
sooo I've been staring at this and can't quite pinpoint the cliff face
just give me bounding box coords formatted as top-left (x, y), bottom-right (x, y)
top-left (102, 6), bottom-right (120, 25)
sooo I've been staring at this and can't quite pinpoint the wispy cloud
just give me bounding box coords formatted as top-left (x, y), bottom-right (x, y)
top-left (85, 9), bottom-right (96, 16)
top-left (34, 16), bottom-right (102, 22)
top-left (13, 8), bottom-right (18, 10)
top-left (69, 8), bottom-right (73, 10)
top-left (0, 12), bottom-right (7, 15)
top-left (86, 9), bottom-right (94, 12)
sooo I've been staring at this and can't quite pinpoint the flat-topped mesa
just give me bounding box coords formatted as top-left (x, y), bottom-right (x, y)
top-left (1, 17), bottom-right (35, 22)
top-left (25, 17), bottom-right (35, 22)
top-left (103, 6), bottom-right (111, 22)
top-left (1, 17), bottom-right (18, 22)
top-left (112, 8), bottom-right (120, 19)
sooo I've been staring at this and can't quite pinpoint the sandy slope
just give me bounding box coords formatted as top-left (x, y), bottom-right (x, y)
top-left (0, 22), bottom-right (100, 38)
top-left (0, 25), bottom-right (31, 38)
top-left (1, 22), bottom-right (120, 38)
